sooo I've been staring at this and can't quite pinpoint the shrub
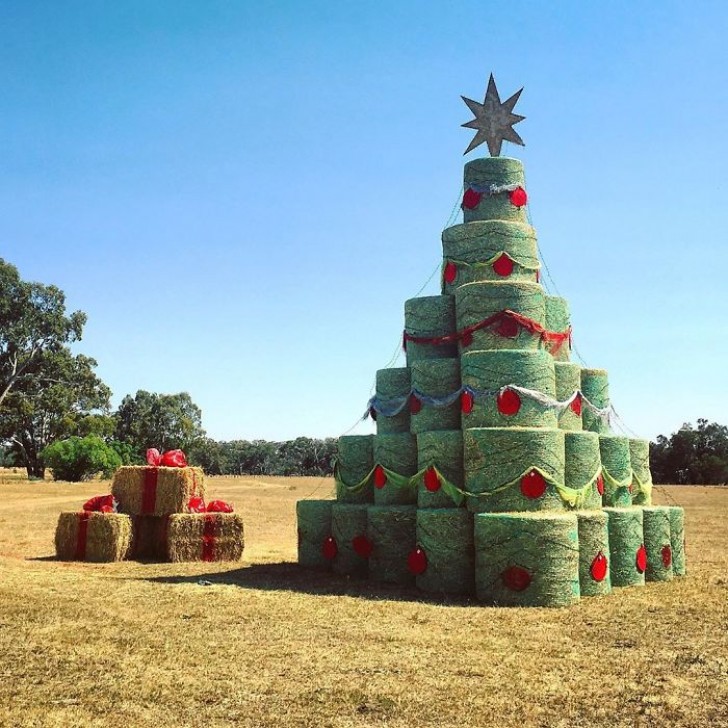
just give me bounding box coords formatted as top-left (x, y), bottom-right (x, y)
top-left (41, 435), bottom-right (122, 482)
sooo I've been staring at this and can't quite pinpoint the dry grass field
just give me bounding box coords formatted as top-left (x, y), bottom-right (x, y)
top-left (0, 470), bottom-right (726, 728)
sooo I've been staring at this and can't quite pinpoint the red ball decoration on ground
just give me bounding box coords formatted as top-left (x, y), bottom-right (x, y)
top-left (590, 552), bottom-right (608, 582)
top-left (444, 261), bottom-right (457, 284)
top-left (596, 474), bottom-right (604, 496)
top-left (570, 395), bottom-right (582, 416)
top-left (497, 387), bottom-right (522, 416)
top-left (492, 253), bottom-right (514, 277)
top-left (407, 547), bottom-right (428, 575)
top-left (352, 535), bottom-right (373, 559)
top-left (661, 545), bottom-right (672, 568)
top-left (636, 545), bottom-right (647, 573)
top-left (501, 565), bottom-right (532, 592)
top-left (496, 316), bottom-right (519, 339)
top-left (462, 188), bottom-right (483, 210)
top-left (409, 394), bottom-right (422, 415)
top-left (509, 186), bottom-right (528, 207)
top-left (461, 390), bottom-right (474, 415)
top-left (520, 469), bottom-right (547, 499)
top-left (424, 466), bottom-right (441, 492)
top-left (373, 465), bottom-right (387, 489)
top-left (322, 536), bottom-right (338, 560)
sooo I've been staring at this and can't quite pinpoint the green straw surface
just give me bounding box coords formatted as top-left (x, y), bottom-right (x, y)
top-left (367, 505), bottom-right (417, 586)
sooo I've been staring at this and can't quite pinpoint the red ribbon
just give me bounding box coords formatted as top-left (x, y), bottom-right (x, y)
top-left (142, 467), bottom-right (158, 514)
top-left (146, 448), bottom-right (188, 468)
top-left (187, 497), bottom-right (233, 513)
top-left (82, 494), bottom-right (115, 513)
top-left (75, 512), bottom-right (91, 560)
top-left (202, 514), bottom-right (217, 562)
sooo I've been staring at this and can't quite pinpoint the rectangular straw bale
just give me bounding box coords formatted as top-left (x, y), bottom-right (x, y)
top-left (112, 465), bottom-right (206, 516)
top-left (164, 513), bottom-right (244, 563)
top-left (130, 515), bottom-right (169, 560)
top-left (55, 512), bottom-right (132, 562)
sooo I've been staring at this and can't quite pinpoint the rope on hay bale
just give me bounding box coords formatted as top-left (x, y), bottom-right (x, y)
top-left (335, 435), bottom-right (374, 504)
top-left (463, 157), bottom-right (528, 224)
top-left (410, 359), bottom-right (461, 433)
top-left (554, 362), bottom-right (583, 431)
top-left (55, 512), bottom-right (132, 562)
top-left (373, 433), bottom-right (418, 505)
top-left (564, 431), bottom-right (602, 510)
top-left (417, 430), bottom-right (464, 509)
top-left (474, 512), bottom-right (580, 608)
top-left (375, 368), bottom-right (411, 434)
top-left (404, 295), bottom-right (457, 364)
top-left (331, 504), bottom-right (369, 577)
top-left (603, 507), bottom-right (645, 588)
top-left (642, 506), bottom-right (674, 582)
top-left (581, 368), bottom-right (610, 433)
top-left (599, 434), bottom-right (632, 507)
top-left (296, 499), bottom-right (334, 570)
top-left (367, 505), bottom-right (417, 586)
top-left (667, 506), bottom-right (686, 576)
top-left (575, 510), bottom-right (611, 597)
top-left (629, 438), bottom-right (653, 505)
top-left (545, 296), bottom-right (571, 362)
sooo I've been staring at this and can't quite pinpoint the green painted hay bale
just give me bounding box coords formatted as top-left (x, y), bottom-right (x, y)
top-left (463, 157), bottom-right (527, 224)
top-left (629, 439), bottom-right (653, 505)
top-left (404, 295), bottom-right (457, 364)
top-left (554, 362), bottom-right (583, 431)
top-left (374, 367), bottom-right (411, 434)
top-left (599, 434), bottom-right (632, 507)
top-left (474, 512), bottom-right (580, 607)
top-left (642, 506), bottom-right (674, 582)
top-left (441, 220), bottom-right (538, 294)
top-left (667, 506), bottom-right (686, 576)
top-left (455, 281), bottom-right (545, 352)
top-left (460, 349), bottom-right (557, 428)
top-left (331, 504), bottom-right (369, 577)
top-left (416, 430), bottom-right (464, 508)
top-left (373, 433), bottom-right (418, 506)
top-left (544, 296), bottom-right (571, 363)
top-left (464, 427), bottom-right (565, 513)
top-left (296, 499), bottom-right (334, 570)
top-left (410, 359), bottom-right (461, 433)
top-left (575, 511), bottom-right (611, 597)
top-left (367, 505), bottom-right (417, 586)
top-left (564, 431), bottom-right (602, 510)
top-left (416, 509), bottom-right (474, 595)
top-left (581, 368), bottom-right (610, 433)
top-left (604, 507), bottom-right (645, 587)
top-left (335, 435), bottom-right (374, 504)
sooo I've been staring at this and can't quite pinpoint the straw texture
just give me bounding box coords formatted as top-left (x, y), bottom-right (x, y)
top-left (55, 512), bottom-right (132, 562)
top-left (417, 430), bottom-right (464, 508)
top-left (130, 515), bottom-right (167, 560)
top-left (410, 359), bottom-right (461, 433)
top-left (576, 511), bottom-right (612, 597)
top-left (599, 435), bottom-right (632, 507)
top-left (165, 513), bottom-right (244, 563)
top-left (335, 435), bottom-right (374, 504)
top-left (629, 439), bottom-right (653, 506)
top-left (604, 507), bottom-right (645, 587)
top-left (331, 504), bottom-right (369, 577)
top-left (564, 431), bottom-right (602, 510)
top-left (463, 157), bottom-right (527, 224)
top-left (581, 368), bottom-right (610, 433)
top-left (112, 466), bottom-right (206, 516)
top-left (373, 433), bottom-right (418, 505)
top-left (297, 500), bottom-right (334, 569)
top-left (667, 506), bottom-right (686, 576)
top-left (404, 295), bottom-right (457, 364)
top-left (642, 506), bottom-right (674, 582)
top-left (544, 296), bottom-right (571, 362)
top-left (554, 362), bottom-right (583, 430)
top-left (375, 368), bottom-right (411, 434)
top-left (367, 505), bottom-right (417, 586)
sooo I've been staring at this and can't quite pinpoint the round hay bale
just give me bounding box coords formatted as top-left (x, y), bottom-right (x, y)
top-left (410, 359), bottom-right (461, 433)
top-left (416, 430), bottom-right (464, 509)
top-left (667, 506), bottom-right (686, 576)
top-left (373, 433), bottom-right (418, 506)
top-left (464, 427), bottom-right (566, 513)
top-left (374, 368), bottom-right (411, 435)
top-left (296, 500), bottom-right (334, 570)
top-left (335, 435), bottom-right (374, 504)
top-left (642, 506), bottom-right (674, 582)
top-left (544, 296), bottom-right (571, 362)
top-left (367, 505), bottom-right (417, 586)
top-left (575, 511), bottom-right (611, 597)
top-left (463, 157), bottom-right (528, 224)
top-left (441, 220), bottom-right (538, 293)
top-left (404, 295), bottom-right (457, 364)
top-left (581, 368), bottom-right (610, 433)
top-left (629, 439), bottom-right (653, 505)
top-left (455, 281), bottom-right (545, 352)
top-left (564, 431), bottom-right (602, 510)
top-left (599, 434), bottom-right (632, 507)
top-left (415, 509), bottom-right (474, 595)
top-left (331, 504), bottom-right (369, 577)
top-left (474, 512), bottom-right (580, 607)
top-left (554, 362), bottom-right (583, 431)
top-left (460, 349), bottom-right (557, 428)
top-left (603, 507), bottom-right (645, 588)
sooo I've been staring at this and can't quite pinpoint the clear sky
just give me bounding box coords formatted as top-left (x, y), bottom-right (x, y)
top-left (2, 1), bottom-right (727, 443)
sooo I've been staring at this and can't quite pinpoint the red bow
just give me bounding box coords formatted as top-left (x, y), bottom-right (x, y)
top-left (187, 497), bottom-right (234, 514)
top-left (146, 448), bottom-right (188, 468)
top-left (83, 494), bottom-right (117, 513)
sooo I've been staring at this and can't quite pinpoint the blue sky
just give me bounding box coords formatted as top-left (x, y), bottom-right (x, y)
top-left (2, 1), bottom-right (727, 442)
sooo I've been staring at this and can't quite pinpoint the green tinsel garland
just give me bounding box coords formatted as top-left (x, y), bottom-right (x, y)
top-left (599, 434), bottom-right (632, 507)
top-left (581, 368), bottom-right (610, 434)
top-left (544, 296), bottom-right (571, 363)
top-left (404, 295), bottom-right (457, 364)
top-left (554, 362), bottom-right (582, 431)
top-left (375, 368), bottom-right (411, 434)
top-left (335, 435), bottom-right (374, 504)
top-left (416, 430), bottom-right (464, 509)
top-left (373, 433), bottom-right (418, 506)
top-left (415, 508), bottom-right (474, 595)
top-left (463, 157), bottom-right (528, 224)
top-left (460, 349), bottom-right (557, 428)
top-left (642, 506), bottom-right (674, 582)
top-left (564, 431), bottom-right (602, 510)
top-left (474, 512), bottom-right (580, 608)
top-left (296, 499), bottom-right (334, 570)
top-left (410, 359), bottom-right (461, 433)
top-left (604, 507), bottom-right (645, 588)
top-left (629, 438), bottom-right (653, 505)
top-left (367, 505), bottom-right (417, 586)
top-left (575, 510), bottom-right (612, 597)
top-left (331, 504), bottom-right (369, 577)
top-left (667, 506), bottom-right (686, 576)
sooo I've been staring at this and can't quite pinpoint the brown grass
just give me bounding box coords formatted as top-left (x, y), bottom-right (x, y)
top-left (0, 469), bottom-right (726, 728)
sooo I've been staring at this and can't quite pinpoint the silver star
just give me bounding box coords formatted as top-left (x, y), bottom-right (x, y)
top-left (461, 74), bottom-right (525, 156)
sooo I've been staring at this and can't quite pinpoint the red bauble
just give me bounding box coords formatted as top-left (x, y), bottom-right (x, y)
top-left (661, 545), bottom-right (672, 568)
top-left (590, 552), bottom-right (608, 582)
top-left (373, 465), bottom-right (387, 489)
top-left (596, 474), bottom-right (604, 496)
top-left (424, 466), bottom-right (441, 492)
top-left (461, 390), bottom-right (474, 415)
top-left (444, 261), bottom-right (457, 285)
top-left (509, 187), bottom-right (528, 207)
top-left (407, 547), bottom-right (428, 575)
top-left (636, 545), bottom-right (647, 574)
top-left (570, 395), bottom-right (582, 416)
top-left (501, 565), bottom-right (532, 592)
top-left (462, 188), bottom-right (482, 210)
top-left (322, 536), bottom-right (338, 560)
top-left (409, 394), bottom-right (422, 415)
top-left (352, 535), bottom-right (373, 559)
top-left (496, 316), bottom-right (519, 339)
top-left (497, 387), bottom-right (522, 416)
top-left (461, 330), bottom-right (474, 347)
top-left (492, 254), bottom-right (514, 277)
top-left (520, 469), bottom-right (547, 499)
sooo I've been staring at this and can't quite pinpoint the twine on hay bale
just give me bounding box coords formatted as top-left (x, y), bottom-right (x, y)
top-left (367, 505), bottom-right (417, 586)
top-left (544, 296), bottom-right (571, 362)
top-left (373, 433), bottom-right (418, 506)
top-left (165, 513), bottom-right (244, 563)
top-left (455, 281), bottom-right (545, 352)
top-left (564, 431), bottom-right (602, 510)
top-left (331, 504), bottom-right (369, 577)
top-left (575, 511), bottom-right (611, 597)
top-left (404, 295), bottom-right (457, 364)
top-left (111, 465), bottom-right (206, 516)
top-left (55, 512), bottom-right (132, 562)
top-left (410, 359), bottom-right (461, 433)
top-left (554, 361), bottom-right (582, 431)
top-left (599, 434), bottom-right (632, 507)
top-left (603, 507), bottom-right (645, 587)
top-left (629, 439), bottom-right (653, 506)
top-left (441, 220), bottom-right (538, 294)
top-left (463, 157), bottom-right (528, 224)
top-left (474, 512), bottom-right (580, 608)
top-left (296, 499), bottom-right (334, 570)
top-left (667, 506), bottom-right (686, 576)
top-left (335, 435), bottom-right (374, 504)
top-left (641, 506), bottom-right (674, 582)
top-left (375, 368), bottom-right (411, 434)
top-left (464, 427), bottom-right (566, 513)
top-left (417, 430), bottom-right (464, 509)
top-left (460, 349), bottom-right (557, 428)
top-left (581, 368), bottom-right (610, 433)
top-left (415, 508), bottom-right (474, 595)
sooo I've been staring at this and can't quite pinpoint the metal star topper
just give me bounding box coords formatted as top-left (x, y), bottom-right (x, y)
top-left (461, 74), bottom-right (525, 156)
